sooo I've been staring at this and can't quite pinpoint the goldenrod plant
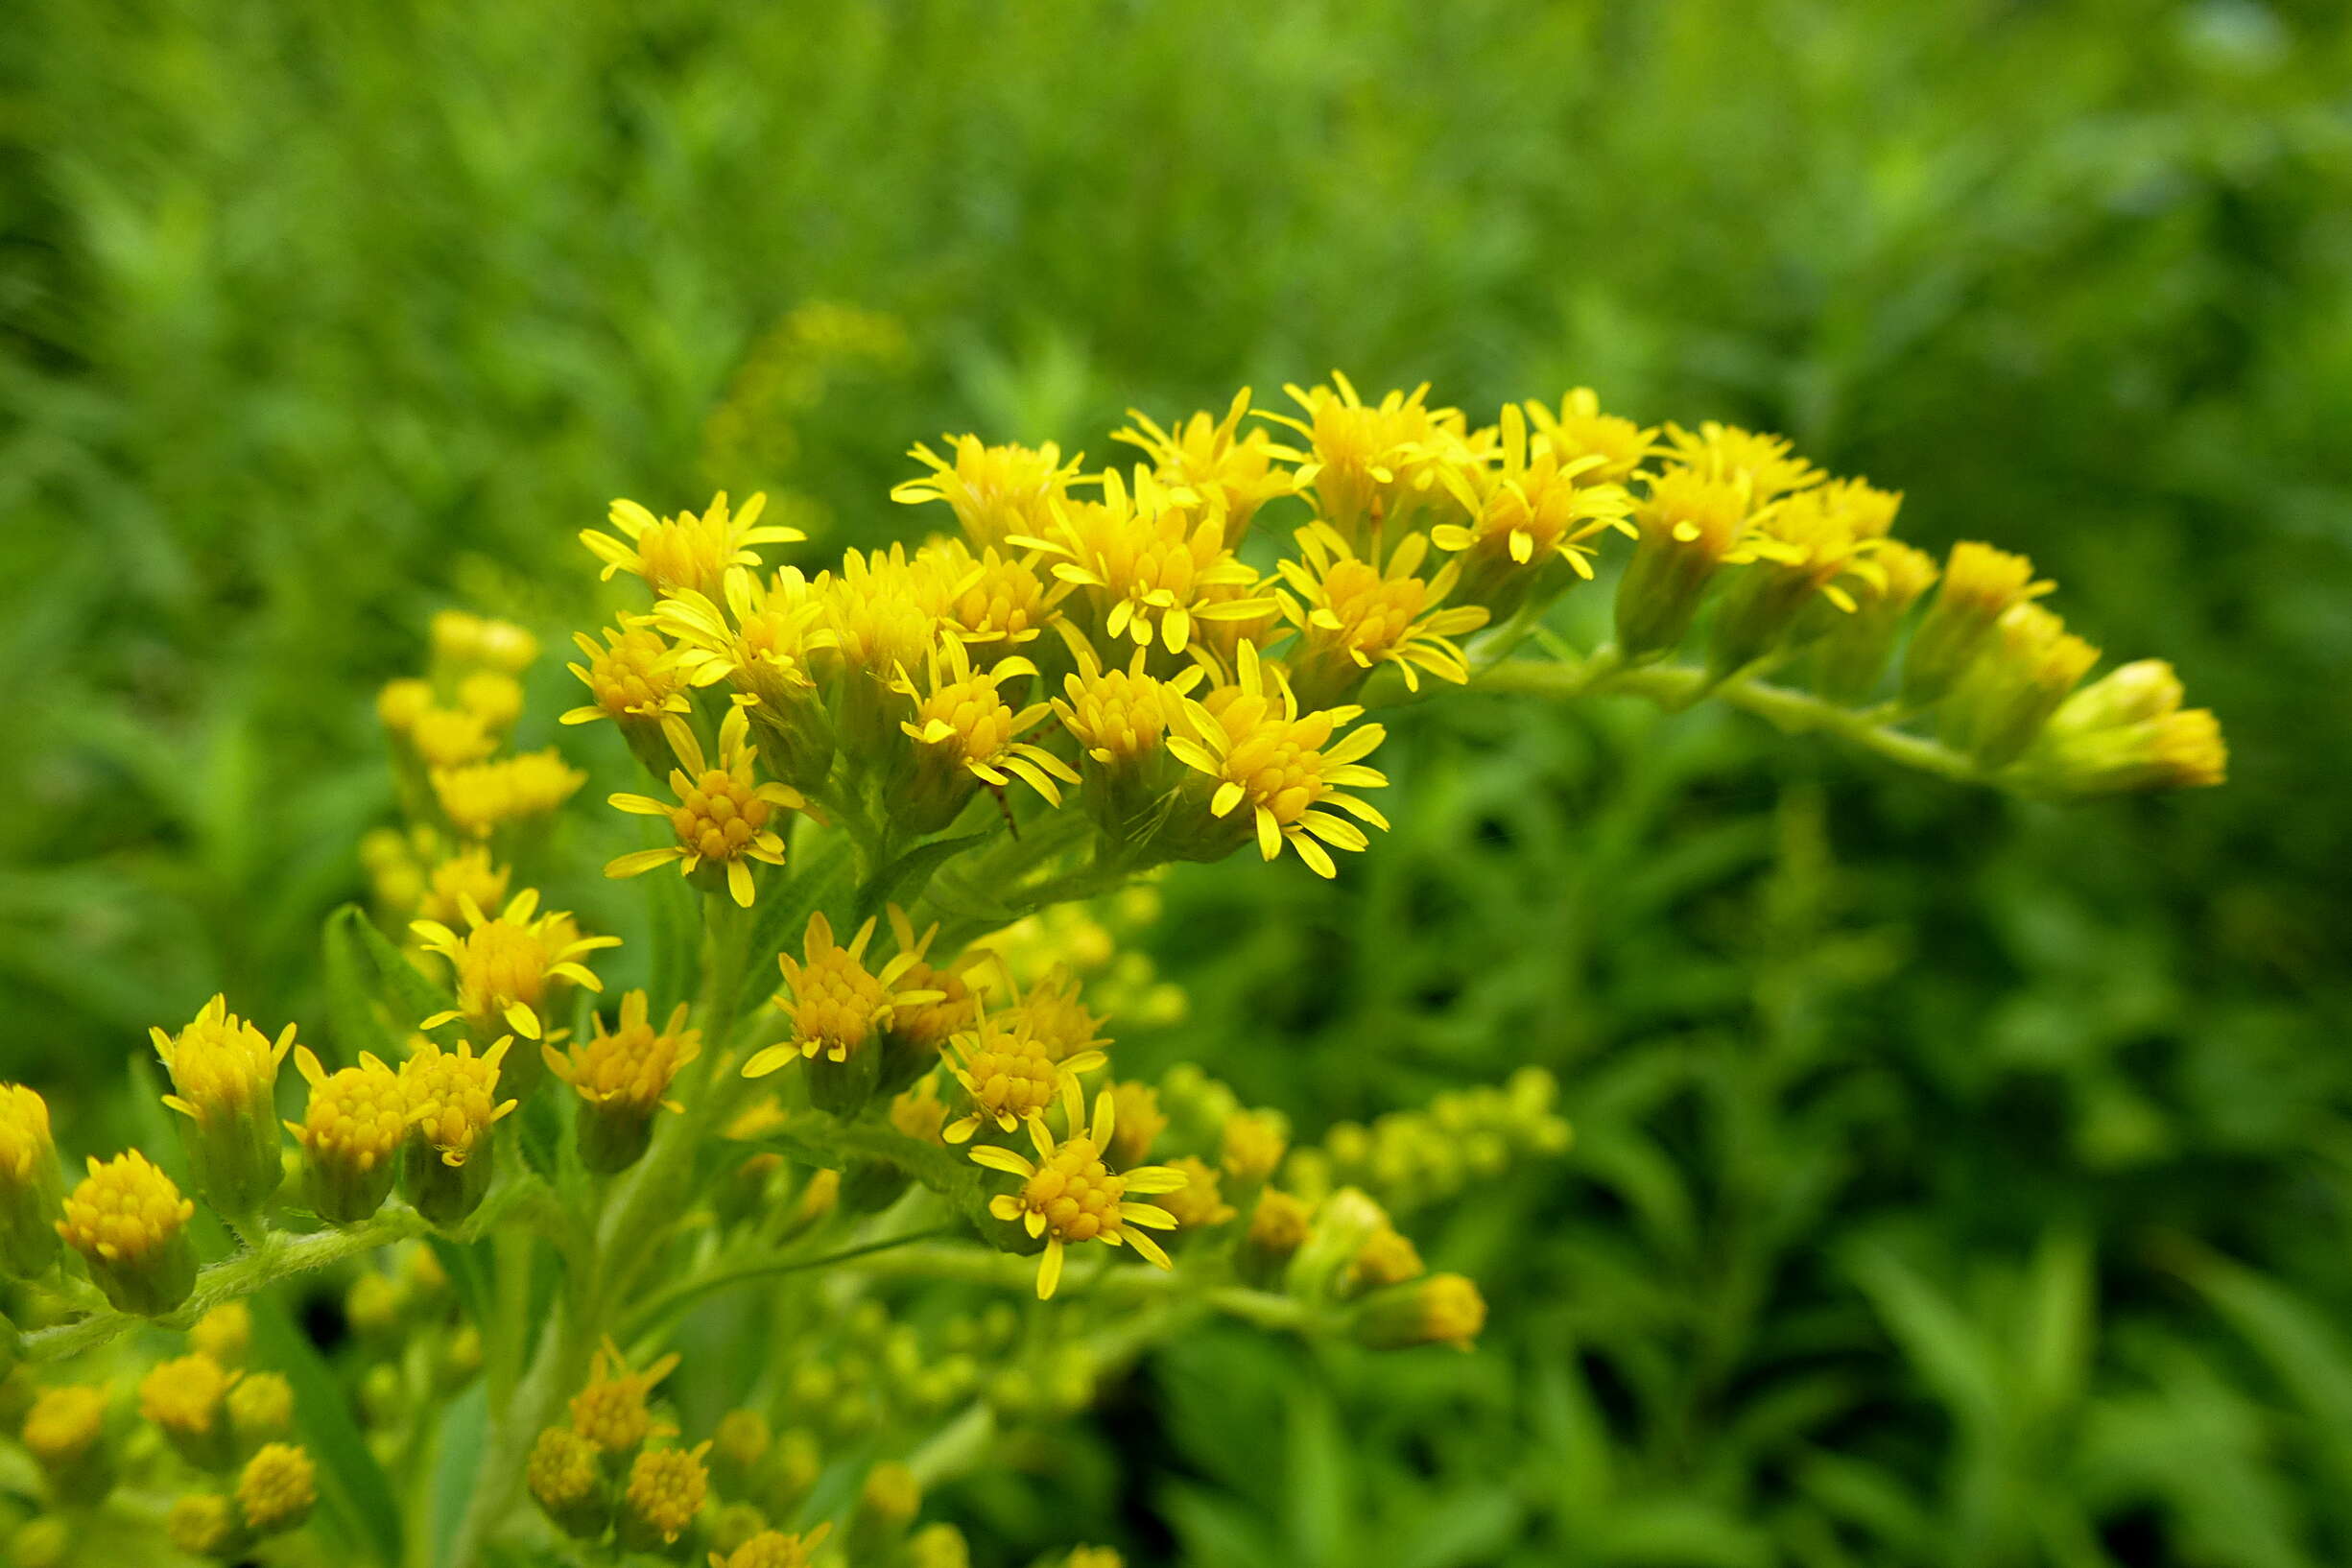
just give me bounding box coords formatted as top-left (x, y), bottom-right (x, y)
top-left (0, 378), bottom-right (2220, 1565)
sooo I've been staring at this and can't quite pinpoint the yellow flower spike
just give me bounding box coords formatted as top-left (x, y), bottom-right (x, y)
top-left (0, 1082), bottom-right (64, 1279)
top-left (891, 433), bottom-right (1086, 548)
top-left (287, 1046), bottom-right (407, 1224)
top-left (235, 1441), bottom-right (317, 1536)
top-left (1263, 373), bottom-right (1474, 546)
top-left (1158, 1155), bottom-right (1237, 1228)
top-left (408, 704), bottom-right (498, 769)
top-left (1431, 403), bottom-right (1636, 608)
top-left (1521, 388), bottom-right (1662, 485)
top-left (59, 1151), bottom-right (199, 1316)
top-left (398, 1037), bottom-right (517, 1226)
top-left (414, 845), bottom-right (512, 930)
top-left (1614, 466), bottom-right (1777, 657)
top-left (939, 1004), bottom-right (1105, 1144)
top-left (543, 990), bottom-right (702, 1174)
top-left (457, 668), bottom-right (526, 730)
top-left (1663, 419), bottom-right (1826, 502)
top-left (189, 1300), bottom-right (252, 1367)
top-left (1166, 641), bottom-right (1390, 878)
top-left (1901, 540), bottom-right (2058, 706)
top-left (583, 490), bottom-right (804, 600)
top-left (570, 1339), bottom-right (683, 1461)
top-left (1113, 389), bottom-right (1306, 542)
top-left (1353, 1273), bottom-right (1488, 1351)
top-left (140, 1353), bottom-right (239, 1470)
top-left (431, 748), bottom-right (587, 838)
top-left (620, 1441), bottom-right (713, 1551)
top-left (151, 994), bottom-right (295, 1216)
top-left (529, 1425), bottom-right (610, 1540)
top-left (714, 1522), bottom-right (834, 1568)
top-left (1012, 465), bottom-right (1269, 655)
top-left (747, 912), bottom-right (943, 1075)
top-left (967, 1081), bottom-right (1189, 1299)
top-left (605, 705), bottom-right (806, 908)
top-left (561, 622), bottom-right (695, 730)
top-left (1276, 521), bottom-right (1490, 701)
top-left (891, 633), bottom-right (1080, 825)
top-left (412, 887), bottom-right (621, 1049)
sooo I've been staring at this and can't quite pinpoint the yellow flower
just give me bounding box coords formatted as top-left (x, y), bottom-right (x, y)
top-left (167, 1494), bottom-right (238, 1556)
top-left (884, 906), bottom-right (984, 1053)
top-left (140, 1354), bottom-right (237, 1467)
top-left (891, 434), bottom-right (1085, 546)
top-left (1010, 964), bottom-right (1110, 1064)
top-left (1105, 1080), bottom-right (1166, 1167)
top-left (1939, 603), bottom-right (2102, 768)
top-left (1432, 403), bottom-right (1634, 587)
top-left (1521, 388), bottom-right (1660, 484)
top-left (409, 705), bottom-right (498, 768)
top-left (236, 1442), bottom-right (317, 1535)
top-left (226, 1372), bottom-right (294, 1448)
top-left (1346, 1224), bottom-right (1427, 1293)
top-left (924, 537), bottom-right (1059, 648)
top-left (0, 1082), bottom-right (63, 1278)
top-left (583, 491), bottom-right (804, 600)
top-left (606, 706), bottom-right (807, 908)
top-left (414, 845), bottom-right (512, 930)
top-left (413, 888), bottom-right (620, 1042)
top-left (746, 913), bottom-right (941, 1071)
top-left (457, 668), bottom-right (526, 730)
top-left (1266, 373), bottom-right (1472, 544)
top-left (286, 1046), bottom-right (409, 1223)
top-left (190, 1301), bottom-right (252, 1366)
top-left (714, 1524), bottom-right (834, 1568)
top-left (22, 1385), bottom-right (109, 1470)
top-left (1663, 419), bottom-right (1825, 502)
top-left (377, 677), bottom-right (434, 734)
top-left (893, 635), bottom-right (1079, 807)
top-left (656, 565), bottom-right (838, 715)
top-left (400, 1037), bottom-right (517, 1168)
top-left (1614, 468), bottom-right (1772, 657)
top-left (819, 543), bottom-right (950, 680)
top-left (432, 748), bottom-right (587, 838)
top-left (1901, 541), bottom-right (2056, 705)
top-left (969, 1083), bottom-right (1188, 1298)
top-left (1054, 642), bottom-right (1205, 768)
top-left (1113, 389), bottom-right (1305, 538)
top-left (59, 1151), bottom-right (199, 1316)
top-left (1275, 522), bottom-right (1489, 699)
top-left (529, 1425), bottom-right (607, 1539)
top-left (151, 994), bottom-right (294, 1213)
top-left (940, 1006), bottom-right (1105, 1144)
top-left (891, 1075), bottom-right (952, 1145)
top-left (544, 991), bottom-right (702, 1173)
top-left (1014, 466), bottom-right (1266, 654)
top-left (1220, 1108), bottom-right (1289, 1185)
top-left (1353, 1273), bottom-right (1487, 1350)
top-left (2021, 659), bottom-right (2227, 795)
top-left (621, 1442), bottom-right (713, 1549)
top-left (1158, 1155), bottom-right (1236, 1228)
top-left (561, 623), bottom-right (695, 728)
top-left (1707, 481), bottom-right (1891, 673)
top-left (1167, 641), bottom-right (1390, 877)
top-left (1813, 538), bottom-right (1940, 702)
top-left (571, 1339), bottom-right (682, 1458)
top-left (433, 610), bottom-right (539, 674)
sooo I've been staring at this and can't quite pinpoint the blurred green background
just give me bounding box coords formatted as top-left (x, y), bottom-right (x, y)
top-left (6, 0), bottom-right (2350, 1562)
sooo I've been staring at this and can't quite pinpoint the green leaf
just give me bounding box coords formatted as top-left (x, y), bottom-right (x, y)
top-left (426, 1234), bottom-right (496, 1340)
top-left (249, 1290), bottom-right (403, 1564)
top-left (853, 830), bottom-right (992, 928)
top-left (332, 900), bottom-right (460, 1039)
top-left (431, 1382), bottom-right (489, 1568)
top-left (321, 903), bottom-right (399, 1066)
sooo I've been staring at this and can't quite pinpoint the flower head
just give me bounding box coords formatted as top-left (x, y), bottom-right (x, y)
top-left (1114, 389), bottom-right (1304, 538)
top-left (412, 888), bottom-right (620, 1041)
top-left (892, 435), bottom-right (1085, 547)
top-left (167, 1494), bottom-right (238, 1556)
top-left (1276, 522), bottom-right (1488, 700)
top-left (584, 491), bottom-right (803, 600)
top-left (150, 997), bottom-right (295, 1215)
top-left (621, 1442), bottom-right (712, 1548)
top-left (562, 623), bottom-right (694, 729)
top-left (926, 537), bottom-right (1059, 648)
top-left (59, 1152), bottom-right (198, 1316)
top-left (893, 635), bottom-right (1078, 807)
top-left (236, 1442), bottom-right (317, 1535)
top-left (433, 610), bottom-right (539, 674)
top-left (715, 1524), bottom-right (834, 1568)
top-left (656, 566), bottom-right (837, 716)
top-left (529, 1426), bottom-right (608, 1539)
top-left (1010, 964), bottom-right (1110, 1064)
top-left (0, 1083), bottom-right (62, 1278)
top-left (606, 706), bottom-right (807, 907)
top-left (883, 907), bottom-right (984, 1053)
top-left (1901, 541), bottom-right (2056, 705)
top-left (23, 1385), bottom-right (109, 1470)
top-left (140, 1354), bottom-right (237, 1467)
top-left (820, 544), bottom-right (949, 680)
top-left (227, 1372), bottom-right (295, 1448)
top-left (940, 1006), bottom-right (1105, 1144)
top-left (1015, 466), bottom-right (1265, 654)
top-left (1663, 420), bottom-right (1825, 502)
top-left (747, 913), bottom-right (941, 1070)
top-left (1432, 403), bottom-right (1635, 588)
top-left (571, 1339), bottom-right (682, 1458)
top-left (400, 1037), bottom-right (517, 1168)
top-left (1614, 468), bottom-right (1772, 656)
top-left (415, 846), bottom-right (512, 930)
top-left (1054, 643), bottom-right (1204, 768)
top-left (1353, 1273), bottom-right (1487, 1350)
top-left (968, 1081), bottom-right (1190, 1298)
top-left (544, 991), bottom-right (702, 1172)
top-left (1267, 374), bottom-right (1472, 544)
top-left (1167, 642), bottom-right (1390, 877)
top-left (458, 669), bottom-right (526, 730)
top-left (190, 1301), bottom-right (252, 1366)
top-left (1158, 1156), bottom-right (1237, 1228)
top-left (408, 705), bottom-right (498, 768)
top-left (1105, 1080), bottom-right (1166, 1167)
top-left (432, 748), bottom-right (586, 838)
top-left (287, 1047), bottom-right (409, 1224)
top-left (1522, 388), bottom-right (1660, 484)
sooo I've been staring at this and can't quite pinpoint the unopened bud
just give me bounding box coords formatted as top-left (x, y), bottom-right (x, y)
top-left (1353, 1273), bottom-right (1487, 1350)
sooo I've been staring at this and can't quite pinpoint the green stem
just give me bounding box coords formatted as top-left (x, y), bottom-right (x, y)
top-left (621, 1226), bottom-right (956, 1337)
top-left (1476, 655), bottom-right (1982, 783)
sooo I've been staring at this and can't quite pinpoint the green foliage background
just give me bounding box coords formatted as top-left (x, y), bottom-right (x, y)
top-left (5, 0), bottom-right (2349, 1562)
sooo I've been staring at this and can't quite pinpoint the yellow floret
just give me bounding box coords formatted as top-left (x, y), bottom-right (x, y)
top-left (236, 1442), bottom-right (317, 1534)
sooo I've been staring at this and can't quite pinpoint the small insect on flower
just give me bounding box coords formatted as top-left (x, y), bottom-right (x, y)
top-left (151, 995), bottom-right (296, 1217)
top-left (1167, 641), bottom-right (1390, 878)
top-left (412, 888), bottom-right (621, 1043)
top-left (746, 912), bottom-right (942, 1072)
top-left (606, 706), bottom-right (808, 908)
top-left (967, 1081), bottom-right (1190, 1298)
top-left (583, 490), bottom-right (804, 601)
top-left (58, 1151), bottom-right (198, 1316)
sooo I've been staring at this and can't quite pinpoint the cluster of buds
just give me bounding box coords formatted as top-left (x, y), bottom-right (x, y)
top-left (1280, 1066), bottom-right (1573, 1216)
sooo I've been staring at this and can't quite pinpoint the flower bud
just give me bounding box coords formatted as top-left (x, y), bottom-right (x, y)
top-left (545, 993), bottom-right (701, 1174)
top-left (22, 1383), bottom-right (113, 1504)
top-left (0, 1084), bottom-right (64, 1279)
top-left (236, 1441), bottom-right (317, 1537)
top-left (1286, 1186), bottom-right (1389, 1302)
top-left (1219, 1108), bottom-right (1288, 1187)
top-left (905, 1522), bottom-right (971, 1568)
top-left (287, 1049), bottom-right (407, 1224)
top-left (151, 996), bottom-right (294, 1218)
top-left (59, 1152), bottom-right (198, 1316)
top-left (1352, 1273), bottom-right (1487, 1350)
top-left (1238, 1189), bottom-right (1315, 1288)
top-left (848, 1461), bottom-right (921, 1562)
top-left (716, 1524), bottom-right (833, 1568)
top-left (2016, 659), bottom-right (2226, 796)
top-left (1615, 471), bottom-right (1755, 657)
top-left (529, 1425), bottom-right (611, 1540)
top-left (399, 1037), bottom-right (517, 1227)
top-left (227, 1370), bottom-right (295, 1457)
top-left (168, 1491), bottom-right (248, 1558)
top-left (141, 1353), bottom-right (239, 1471)
top-left (1937, 603), bottom-right (2100, 767)
top-left (571, 1341), bottom-right (682, 1471)
top-left (619, 1442), bottom-right (712, 1556)
top-left (189, 1301), bottom-right (252, 1367)
top-left (1900, 541), bottom-right (2052, 706)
